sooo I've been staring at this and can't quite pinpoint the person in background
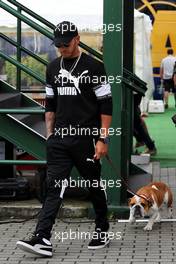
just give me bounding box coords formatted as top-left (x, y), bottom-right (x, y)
top-left (160, 49), bottom-right (176, 108)
top-left (134, 94), bottom-right (157, 156)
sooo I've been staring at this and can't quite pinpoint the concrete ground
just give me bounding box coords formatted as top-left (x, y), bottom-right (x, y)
top-left (0, 218), bottom-right (176, 264)
top-left (0, 166), bottom-right (176, 263)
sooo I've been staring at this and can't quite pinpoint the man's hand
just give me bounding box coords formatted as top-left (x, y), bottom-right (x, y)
top-left (94, 140), bottom-right (108, 160)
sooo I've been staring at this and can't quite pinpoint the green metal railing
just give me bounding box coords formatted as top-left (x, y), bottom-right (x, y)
top-left (0, 52), bottom-right (45, 84)
top-left (0, 0), bottom-right (52, 91)
top-left (0, 160), bottom-right (46, 165)
top-left (0, 0), bottom-right (106, 166)
top-left (0, 108), bottom-right (45, 114)
top-left (0, 0), bottom-right (145, 94)
top-left (0, 0), bottom-right (103, 93)
top-left (0, 33), bottom-right (48, 65)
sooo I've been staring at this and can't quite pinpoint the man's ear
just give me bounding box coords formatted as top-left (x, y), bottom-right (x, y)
top-left (75, 35), bottom-right (80, 44)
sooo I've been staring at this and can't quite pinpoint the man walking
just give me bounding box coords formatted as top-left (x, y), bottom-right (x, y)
top-left (160, 49), bottom-right (176, 108)
top-left (16, 21), bottom-right (112, 257)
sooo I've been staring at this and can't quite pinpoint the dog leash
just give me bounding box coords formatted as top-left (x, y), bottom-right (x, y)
top-left (105, 154), bottom-right (152, 203)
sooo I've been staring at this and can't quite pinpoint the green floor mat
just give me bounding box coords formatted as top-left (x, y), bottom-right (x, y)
top-left (145, 95), bottom-right (176, 168)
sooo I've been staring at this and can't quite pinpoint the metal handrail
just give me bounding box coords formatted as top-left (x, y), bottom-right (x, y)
top-left (7, 0), bottom-right (56, 29)
top-left (21, 89), bottom-right (45, 93)
top-left (0, 0), bottom-right (103, 91)
top-left (1, 1), bottom-right (103, 59)
top-left (0, 0), bottom-right (146, 93)
top-left (0, 1), bottom-right (53, 39)
top-left (0, 51), bottom-right (45, 84)
top-left (0, 109), bottom-right (45, 114)
top-left (123, 68), bottom-right (147, 95)
top-left (0, 160), bottom-right (46, 165)
top-left (0, 33), bottom-right (48, 66)
top-left (6, 0), bottom-right (103, 59)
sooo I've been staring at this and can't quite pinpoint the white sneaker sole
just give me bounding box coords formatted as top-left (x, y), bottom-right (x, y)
top-left (16, 241), bottom-right (52, 257)
top-left (88, 239), bottom-right (110, 249)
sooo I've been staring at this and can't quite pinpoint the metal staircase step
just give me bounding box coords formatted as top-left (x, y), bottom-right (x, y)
top-left (10, 114), bottom-right (46, 136)
top-left (0, 93), bottom-right (21, 108)
top-left (0, 114), bottom-right (46, 160)
top-left (32, 120), bottom-right (46, 136)
top-left (11, 114), bottom-right (30, 122)
top-left (0, 80), bottom-right (46, 160)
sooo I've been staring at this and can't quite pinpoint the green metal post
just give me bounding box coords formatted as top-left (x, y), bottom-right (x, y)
top-left (16, 6), bottom-right (21, 91)
top-left (102, 0), bottom-right (128, 214)
top-left (121, 0), bottom-right (134, 204)
top-left (124, 0), bottom-right (134, 159)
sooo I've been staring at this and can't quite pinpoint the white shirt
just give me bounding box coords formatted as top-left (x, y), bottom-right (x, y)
top-left (160, 55), bottom-right (176, 79)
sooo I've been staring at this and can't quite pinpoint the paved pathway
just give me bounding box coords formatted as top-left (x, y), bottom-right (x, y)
top-left (0, 166), bottom-right (176, 263)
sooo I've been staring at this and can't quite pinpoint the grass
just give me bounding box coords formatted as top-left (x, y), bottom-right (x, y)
top-left (145, 95), bottom-right (176, 168)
